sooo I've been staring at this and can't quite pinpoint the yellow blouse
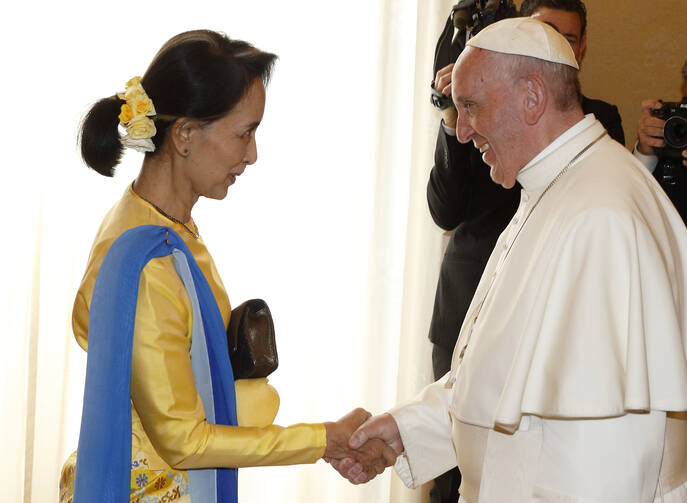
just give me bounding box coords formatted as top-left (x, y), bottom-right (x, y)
top-left (72, 185), bottom-right (326, 471)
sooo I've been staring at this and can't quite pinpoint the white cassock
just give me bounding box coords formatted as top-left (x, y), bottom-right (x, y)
top-left (392, 115), bottom-right (687, 502)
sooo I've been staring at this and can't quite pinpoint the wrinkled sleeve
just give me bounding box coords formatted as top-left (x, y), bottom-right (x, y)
top-left (130, 256), bottom-right (326, 470)
top-left (389, 373), bottom-right (457, 488)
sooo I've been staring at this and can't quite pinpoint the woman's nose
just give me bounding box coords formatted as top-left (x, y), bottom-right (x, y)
top-left (246, 135), bottom-right (258, 165)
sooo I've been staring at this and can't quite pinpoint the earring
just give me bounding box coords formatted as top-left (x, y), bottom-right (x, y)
top-left (184, 148), bottom-right (189, 154)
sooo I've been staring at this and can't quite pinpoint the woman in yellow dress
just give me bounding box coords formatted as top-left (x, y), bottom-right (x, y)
top-left (60, 29), bottom-right (395, 503)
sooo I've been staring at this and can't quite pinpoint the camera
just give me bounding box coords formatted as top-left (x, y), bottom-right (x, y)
top-left (431, 0), bottom-right (517, 110)
top-left (652, 97), bottom-right (687, 157)
top-left (453, 0), bottom-right (518, 33)
top-left (651, 97), bottom-right (687, 186)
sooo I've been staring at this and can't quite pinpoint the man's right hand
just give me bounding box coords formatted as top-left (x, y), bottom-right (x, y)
top-left (323, 409), bottom-right (398, 483)
top-left (434, 63), bottom-right (457, 128)
top-left (328, 413), bottom-right (404, 484)
top-left (637, 99), bottom-right (666, 156)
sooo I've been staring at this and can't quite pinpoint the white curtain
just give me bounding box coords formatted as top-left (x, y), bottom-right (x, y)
top-left (1, 0), bottom-right (457, 501)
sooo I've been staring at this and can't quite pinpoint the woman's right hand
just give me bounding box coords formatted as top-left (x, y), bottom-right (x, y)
top-left (323, 408), bottom-right (399, 483)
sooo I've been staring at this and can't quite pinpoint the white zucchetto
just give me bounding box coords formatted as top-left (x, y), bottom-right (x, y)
top-left (466, 17), bottom-right (579, 70)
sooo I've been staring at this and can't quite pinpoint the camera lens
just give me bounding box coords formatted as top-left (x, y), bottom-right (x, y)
top-left (664, 116), bottom-right (687, 149)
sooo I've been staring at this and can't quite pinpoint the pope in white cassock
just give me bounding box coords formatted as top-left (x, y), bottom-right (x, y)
top-left (329, 17), bottom-right (687, 502)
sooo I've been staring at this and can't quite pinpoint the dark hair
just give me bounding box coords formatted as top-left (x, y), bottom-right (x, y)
top-left (79, 30), bottom-right (277, 176)
top-left (519, 0), bottom-right (587, 36)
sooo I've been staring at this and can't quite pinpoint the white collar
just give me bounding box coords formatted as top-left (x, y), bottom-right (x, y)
top-left (519, 114), bottom-right (596, 174)
top-left (517, 114), bottom-right (600, 192)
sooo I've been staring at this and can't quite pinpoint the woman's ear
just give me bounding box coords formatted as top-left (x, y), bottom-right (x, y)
top-left (170, 118), bottom-right (198, 157)
top-left (522, 74), bottom-right (547, 126)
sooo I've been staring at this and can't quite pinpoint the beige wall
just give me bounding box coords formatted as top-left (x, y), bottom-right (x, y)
top-left (516, 0), bottom-right (687, 147)
top-left (582, 0), bottom-right (687, 147)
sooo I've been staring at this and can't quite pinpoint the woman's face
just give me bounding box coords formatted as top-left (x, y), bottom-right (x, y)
top-left (183, 79), bottom-right (266, 200)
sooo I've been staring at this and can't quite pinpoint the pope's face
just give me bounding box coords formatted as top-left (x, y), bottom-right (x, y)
top-left (452, 48), bottom-right (523, 188)
top-left (530, 7), bottom-right (587, 65)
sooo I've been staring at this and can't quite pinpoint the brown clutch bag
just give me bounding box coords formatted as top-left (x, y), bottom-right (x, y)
top-left (226, 299), bottom-right (278, 379)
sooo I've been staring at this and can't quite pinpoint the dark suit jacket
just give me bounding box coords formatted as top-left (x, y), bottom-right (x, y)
top-left (581, 96), bottom-right (625, 146)
top-left (427, 97), bottom-right (624, 351)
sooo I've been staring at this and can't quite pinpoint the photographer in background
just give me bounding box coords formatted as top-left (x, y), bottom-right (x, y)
top-left (426, 1), bottom-right (624, 501)
top-left (635, 59), bottom-right (687, 224)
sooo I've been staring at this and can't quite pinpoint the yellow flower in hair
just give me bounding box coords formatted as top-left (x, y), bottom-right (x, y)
top-left (127, 116), bottom-right (157, 139)
top-left (118, 76), bottom-right (157, 152)
top-left (121, 77), bottom-right (148, 102)
top-left (131, 95), bottom-right (156, 117)
top-left (126, 76), bottom-right (142, 88)
top-left (118, 77), bottom-right (155, 124)
top-left (119, 103), bottom-right (134, 124)
top-left (125, 86), bottom-right (143, 102)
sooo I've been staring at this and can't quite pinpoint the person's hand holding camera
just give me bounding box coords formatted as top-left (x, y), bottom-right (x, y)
top-left (637, 99), bottom-right (666, 155)
top-left (637, 99), bottom-right (687, 166)
top-left (434, 63), bottom-right (457, 128)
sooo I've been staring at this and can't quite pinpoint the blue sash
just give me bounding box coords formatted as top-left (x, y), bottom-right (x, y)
top-left (73, 225), bottom-right (238, 503)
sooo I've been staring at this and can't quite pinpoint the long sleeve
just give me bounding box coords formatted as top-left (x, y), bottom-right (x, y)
top-left (389, 374), bottom-right (457, 488)
top-left (130, 255), bottom-right (326, 470)
top-left (427, 124), bottom-right (474, 231)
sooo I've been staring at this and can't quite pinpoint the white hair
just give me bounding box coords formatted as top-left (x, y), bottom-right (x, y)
top-left (487, 51), bottom-right (581, 111)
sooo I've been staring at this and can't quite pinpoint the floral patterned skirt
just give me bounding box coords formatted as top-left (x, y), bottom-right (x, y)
top-left (60, 450), bottom-right (191, 503)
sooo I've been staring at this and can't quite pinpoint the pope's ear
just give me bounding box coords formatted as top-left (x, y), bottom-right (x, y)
top-left (170, 118), bottom-right (200, 157)
top-left (522, 75), bottom-right (546, 125)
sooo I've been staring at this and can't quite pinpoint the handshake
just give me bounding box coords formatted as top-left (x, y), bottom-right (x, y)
top-left (322, 408), bottom-right (404, 484)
